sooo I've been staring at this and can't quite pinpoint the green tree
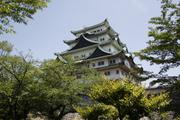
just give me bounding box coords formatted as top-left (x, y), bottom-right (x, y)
top-left (135, 0), bottom-right (180, 116)
top-left (0, 0), bottom-right (49, 52)
top-left (0, 53), bottom-right (41, 119)
top-left (77, 78), bottom-right (169, 120)
top-left (135, 0), bottom-right (180, 84)
top-left (37, 58), bottom-right (103, 119)
top-left (0, 0), bottom-right (49, 35)
top-left (169, 81), bottom-right (180, 116)
top-left (0, 41), bottom-right (13, 56)
top-left (0, 0), bottom-right (51, 119)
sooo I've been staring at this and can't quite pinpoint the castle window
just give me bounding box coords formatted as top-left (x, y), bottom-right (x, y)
top-left (92, 63), bottom-right (96, 67)
top-left (109, 59), bottom-right (116, 64)
top-left (97, 29), bottom-right (100, 32)
top-left (98, 61), bottom-right (104, 66)
top-left (109, 48), bottom-right (111, 52)
top-left (100, 38), bottom-right (105, 41)
top-left (104, 71), bottom-right (110, 76)
top-left (81, 54), bottom-right (86, 58)
top-left (74, 56), bottom-right (79, 59)
top-left (116, 70), bottom-right (119, 74)
top-left (122, 71), bottom-right (126, 76)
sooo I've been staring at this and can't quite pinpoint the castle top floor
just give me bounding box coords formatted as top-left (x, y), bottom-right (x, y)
top-left (70, 19), bottom-right (118, 37)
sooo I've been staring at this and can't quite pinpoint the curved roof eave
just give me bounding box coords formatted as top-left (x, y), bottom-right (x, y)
top-left (85, 51), bottom-right (124, 61)
top-left (82, 35), bottom-right (99, 44)
top-left (63, 39), bottom-right (77, 45)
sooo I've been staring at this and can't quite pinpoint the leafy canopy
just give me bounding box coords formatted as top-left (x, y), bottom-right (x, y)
top-left (0, 0), bottom-right (49, 35)
top-left (0, 53), bottom-right (40, 119)
top-left (77, 78), bottom-right (169, 120)
top-left (0, 41), bottom-right (13, 56)
top-left (135, 0), bottom-right (180, 116)
top-left (135, 0), bottom-right (180, 84)
top-left (34, 58), bottom-right (104, 119)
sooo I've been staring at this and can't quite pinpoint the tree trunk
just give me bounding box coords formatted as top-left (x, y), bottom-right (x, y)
top-left (118, 113), bottom-right (124, 120)
top-left (57, 105), bottom-right (66, 120)
top-left (12, 104), bottom-right (18, 120)
top-left (22, 102), bottom-right (29, 120)
top-left (48, 107), bottom-right (55, 119)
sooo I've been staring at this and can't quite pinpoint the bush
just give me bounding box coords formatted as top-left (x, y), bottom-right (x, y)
top-left (76, 104), bottom-right (119, 120)
top-left (76, 77), bottom-right (169, 120)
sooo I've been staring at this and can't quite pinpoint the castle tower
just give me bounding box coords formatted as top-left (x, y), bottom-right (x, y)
top-left (55, 19), bottom-right (136, 79)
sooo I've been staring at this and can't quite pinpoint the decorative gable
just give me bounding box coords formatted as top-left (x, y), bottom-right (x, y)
top-left (87, 46), bottom-right (111, 59)
top-left (69, 35), bottom-right (98, 51)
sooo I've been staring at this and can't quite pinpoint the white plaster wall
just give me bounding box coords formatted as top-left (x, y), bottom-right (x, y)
top-left (75, 26), bottom-right (107, 37)
top-left (101, 44), bottom-right (119, 53)
top-left (88, 26), bottom-right (107, 34)
top-left (89, 58), bottom-right (109, 68)
top-left (103, 68), bottom-right (123, 80)
top-left (84, 34), bottom-right (111, 43)
top-left (98, 34), bottom-right (110, 42)
top-left (109, 57), bottom-right (122, 64)
top-left (83, 56), bottom-right (125, 80)
top-left (69, 48), bottom-right (96, 60)
top-left (116, 57), bottom-right (122, 63)
top-left (88, 57), bottom-right (122, 69)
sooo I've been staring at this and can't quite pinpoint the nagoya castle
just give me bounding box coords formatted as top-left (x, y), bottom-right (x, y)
top-left (55, 19), bottom-right (136, 79)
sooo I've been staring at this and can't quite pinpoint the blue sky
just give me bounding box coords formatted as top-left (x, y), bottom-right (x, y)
top-left (2, 0), bottom-right (162, 59)
top-left (2, 0), bottom-right (179, 85)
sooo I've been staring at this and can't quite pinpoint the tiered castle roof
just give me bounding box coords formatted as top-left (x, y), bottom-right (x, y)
top-left (55, 19), bottom-right (139, 80)
top-left (56, 19), bottom-right (132, 64)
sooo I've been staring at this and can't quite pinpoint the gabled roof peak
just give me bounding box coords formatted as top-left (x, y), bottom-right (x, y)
top-left (68, 35), bottom-right (98, 51)
top-left (86, 46), bottom-right (112, 59)
top-left (64, 33), bottom-right (96, 45)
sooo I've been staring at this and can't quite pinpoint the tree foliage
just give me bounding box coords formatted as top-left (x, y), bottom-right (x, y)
top-left (135, 0), bottom-right (180, 115)
top-left (0, 41), bottom-right (13, 56)
top-left (169, 80), bottom-right (180, 116)
top-left (76, 104), bottom-right (119, 120)
top-left (0, 7), bottom-right (47, 117)
top-left (0, 53), bottom-right (40, 119)
top-left (29, 58), bottom-right (103, 119)
top-left (0, 50), bottom-right (103, 119)
top-left (77, 78), bottom-right (169, 120)
top-left (0, 0), bottom-right (49, 35)
top-left (135, 0), bottom-right (180, 84)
